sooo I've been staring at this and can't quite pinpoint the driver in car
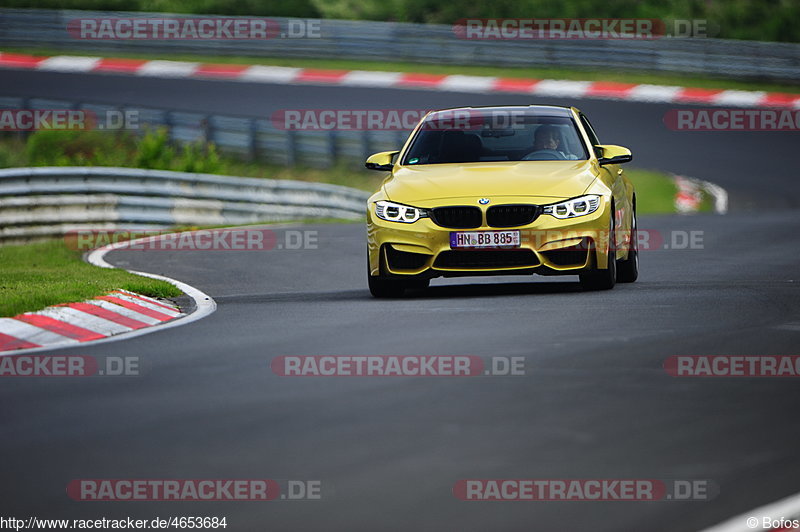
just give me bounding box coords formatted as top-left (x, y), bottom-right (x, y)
top-left (524, 125), bottom-right (578, 160)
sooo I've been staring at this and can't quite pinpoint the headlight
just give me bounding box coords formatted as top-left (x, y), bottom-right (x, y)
top-left (542, 195), bottom-right (601, 219)
top-left (374, 201), bottom-right (428, 223)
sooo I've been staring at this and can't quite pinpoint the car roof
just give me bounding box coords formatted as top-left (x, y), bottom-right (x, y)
top-left (425, 105), bottom-right (578, 118)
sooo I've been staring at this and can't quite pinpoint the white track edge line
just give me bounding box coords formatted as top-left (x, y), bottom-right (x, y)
top-left (673, 174), bottom-right (729, 215)
top-left (697, 178), bottom-right (729, 215)
top-left (0, 234), bottom-right (217, 357)
top-left (698, 490), bottom-right (800, 532)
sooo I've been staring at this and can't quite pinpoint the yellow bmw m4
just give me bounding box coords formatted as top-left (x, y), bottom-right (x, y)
top-left (365, 105), bottom-right (637, 298)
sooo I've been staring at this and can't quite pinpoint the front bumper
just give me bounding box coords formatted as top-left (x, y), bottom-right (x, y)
top-left (367, 200), bottom-right (613, 279)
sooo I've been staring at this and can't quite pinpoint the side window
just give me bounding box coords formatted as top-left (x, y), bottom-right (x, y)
top-left (579, 114), bottom-right (601, 156)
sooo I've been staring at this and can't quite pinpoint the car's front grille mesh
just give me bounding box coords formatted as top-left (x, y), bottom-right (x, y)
top-left (434, 250), bottom-right (539, 269)
top-left (486, 205), bottom-right (540, 227)
top-left (430, 206), bottom-right (482, 229)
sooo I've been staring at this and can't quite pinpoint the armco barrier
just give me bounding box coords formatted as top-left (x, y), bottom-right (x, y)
top-left (0, 96), bottom-right (406, 169)
top-left (0, 166), bottom-right (370, 243)
top-left (0, 8), bottom-right (799, 82)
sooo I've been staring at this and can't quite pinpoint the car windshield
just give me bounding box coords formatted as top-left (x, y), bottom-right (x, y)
top-left (402, 110), bottom-right (588, 165)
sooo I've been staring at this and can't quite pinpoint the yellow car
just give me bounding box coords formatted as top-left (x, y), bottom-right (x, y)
top-left (365, 105), bottom-right (637, 298)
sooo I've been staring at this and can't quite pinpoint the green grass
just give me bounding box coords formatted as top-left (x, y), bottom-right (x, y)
top-left (0, 239), bottom-right (182, 317)
top-left (4, 46), bottom-right (799, 95)
top-left (698, 190), bottom-right (716, 213)
top-left (625, 168), bottom-right (680, 214)
top-left (692, 181), bottom-right (717, 213)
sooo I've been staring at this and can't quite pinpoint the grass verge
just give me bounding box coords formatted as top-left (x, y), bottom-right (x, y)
top-left (0, 239), bottom-right (182, 317)
top-left (3, 46), bottom-right (799, 95)
top-left (626, 168), bottom-right (681, 214)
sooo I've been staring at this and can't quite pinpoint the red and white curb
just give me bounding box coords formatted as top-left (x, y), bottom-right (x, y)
top-left (0, 289), bottom-right (181, 352)
top-left (0, 234), bottom-right (216, 356)
top-left (1, 51), bottom-right (799, 109)
top-left (674, 174), bottom-right (729, 214)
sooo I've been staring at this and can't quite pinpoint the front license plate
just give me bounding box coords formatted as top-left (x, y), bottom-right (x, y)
top-left (450, 230), bottom-right (520, 249)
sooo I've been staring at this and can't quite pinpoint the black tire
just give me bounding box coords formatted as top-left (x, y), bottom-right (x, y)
top-left (367, 252), bottom-right (427, 298)
top-left (617, 202), bottom-right (639, 283)
top-left (579, 214), bottom-right (617, 291)
top-left (368, 274), bottom-right (405, 298)
top-left (404, 278), bottom-right (430, 291)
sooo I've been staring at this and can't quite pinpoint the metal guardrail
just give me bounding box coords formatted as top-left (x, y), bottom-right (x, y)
top-left (0, 96), bottom-right (406, 168)
top-left (1, 8), bottom-right (799, 82)
top-left (0, 166), bottom-right (371, 243)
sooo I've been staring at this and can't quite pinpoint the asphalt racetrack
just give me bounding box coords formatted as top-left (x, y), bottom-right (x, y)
top-left (1, 69), bottom-right (799, 531)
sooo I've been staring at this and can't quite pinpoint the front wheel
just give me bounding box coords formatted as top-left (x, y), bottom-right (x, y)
top-left (368, 274), bottom-right (405, 298)
top-left (368, 275), bottom-right (430, 297)
top-left (579, 216), bottom-right (617, 291)
top-left (616, 204), bottom-right (639, 283)
top-left (368, 252), bottom-right (431, 297)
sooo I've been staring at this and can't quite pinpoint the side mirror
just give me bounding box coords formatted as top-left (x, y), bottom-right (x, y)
top-left (365, 151), bottom-right (399, 171)
top-left (595, 145), bottom-right (632, 165)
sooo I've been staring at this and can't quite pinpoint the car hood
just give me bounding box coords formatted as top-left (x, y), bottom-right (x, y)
top-left (383, 161), bottom-right (599, 204)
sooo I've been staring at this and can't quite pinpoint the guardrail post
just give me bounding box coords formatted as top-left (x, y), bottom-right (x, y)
top-left (248, 118), bottom-right (258, 161)
top-left (202, 115), bottom-right (213, 145)
top-left (327, 130), bottom-right (337, 167)
top-left (286, 130), bottom-right (297, 166)
top-left (361, 130), bottom-right (371, 162)
top-left (164, 111), bottom-right (174, 142)
top-left (19, 97), bottom-right (31, 141)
